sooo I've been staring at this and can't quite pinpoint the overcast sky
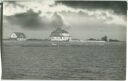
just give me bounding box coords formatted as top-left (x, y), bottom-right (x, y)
top-left (3, 1), bottom-right (127, 41)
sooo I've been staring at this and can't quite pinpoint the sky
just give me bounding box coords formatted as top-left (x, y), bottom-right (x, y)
top-left (3, 0), bottom-right (127, 41)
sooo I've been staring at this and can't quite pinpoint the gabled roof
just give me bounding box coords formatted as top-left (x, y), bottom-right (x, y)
top-left (50, 28), bottom-right (69, 37)
top-left (13, 32), bottom-right (26, 38)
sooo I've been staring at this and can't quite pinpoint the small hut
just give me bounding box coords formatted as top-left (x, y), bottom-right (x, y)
top-left (10, 32), bottom-right (26, 41)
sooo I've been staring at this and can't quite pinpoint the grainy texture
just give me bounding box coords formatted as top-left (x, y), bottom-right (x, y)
top-left (2, 40), bottom-right (126, 80)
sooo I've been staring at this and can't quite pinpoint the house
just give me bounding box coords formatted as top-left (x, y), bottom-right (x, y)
top-left (49, 28), bottom-right (71, 41)
top-left (10, 32), bottom-right (26, 41)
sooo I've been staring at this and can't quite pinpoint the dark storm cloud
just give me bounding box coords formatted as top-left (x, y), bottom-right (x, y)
top-left (5, 9), bottom-right (47, 29)
top-left (5, 9), bottom-right (68, 30)
top-left (56, 1), bottom-right (127, 15)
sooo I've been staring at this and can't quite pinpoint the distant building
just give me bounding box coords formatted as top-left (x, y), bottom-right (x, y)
top-left (10, 32), bottom-right (26, 41)
top-left (49, 28), bottom-right (71, 41)
top-left (70, 38), bottom-right (80, 42)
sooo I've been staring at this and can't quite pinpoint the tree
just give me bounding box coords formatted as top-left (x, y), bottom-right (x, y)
top-left (88, 38), bottom-right (97, 41)
top-left (109, 39), bottom-right (119, 42)
top-left (101, 35), bottom-right (108, 41)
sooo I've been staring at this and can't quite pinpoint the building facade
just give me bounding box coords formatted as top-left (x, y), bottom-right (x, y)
top-left (50, 28), bottom-right (71, 41)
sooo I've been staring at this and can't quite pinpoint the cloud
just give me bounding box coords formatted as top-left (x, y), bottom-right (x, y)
top-left (5, 9), bottom-right (70, 30)
top-left (3, 1), bottom-right (55, 16)
top-left (56, 1), bottom-right (127, 15)
top-left (5, 9), bottom-right (50, 29)
top-left (4, 1), bottom-right (25, 8)
top-left (4, 1), bottom-right (127, 16)
top-left (3, 1), bottom-right (127, 26)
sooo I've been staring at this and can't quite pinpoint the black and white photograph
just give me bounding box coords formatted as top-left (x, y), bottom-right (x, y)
top-left (1, 0), bottom-right (127, 80)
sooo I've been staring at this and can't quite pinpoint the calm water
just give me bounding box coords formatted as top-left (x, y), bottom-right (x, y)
top-left (2, 41), bottom-right (126, 80)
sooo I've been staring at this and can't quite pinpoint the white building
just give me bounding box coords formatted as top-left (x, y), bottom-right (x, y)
top-left (50, 28), bottom-right (71, 41)
top-left (10, 32), bottom-right (26, 41)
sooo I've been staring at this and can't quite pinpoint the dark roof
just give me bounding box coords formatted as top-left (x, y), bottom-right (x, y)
top-left (13, 32), bottom-right (26, 38)
top-left (50, 28), bottom-right (69, 37)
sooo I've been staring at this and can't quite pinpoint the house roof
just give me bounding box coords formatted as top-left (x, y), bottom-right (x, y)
top-left (50, 28), bottom-right (69, 37)
top-left (13, 32), bottom-right (26, 38)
